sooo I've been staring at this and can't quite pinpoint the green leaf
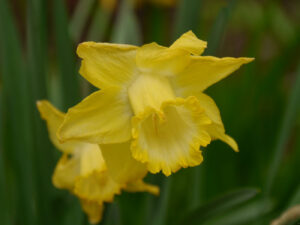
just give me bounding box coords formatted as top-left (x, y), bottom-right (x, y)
top-left (204, 198), bottom-right (274, 225)
top-left (0, 88), bottom-right (11, 225)
top-left (178, 188), bottom-right (259, 225)
top-left (190, 0), bottom-right (237, 210)
top-left (288, 184), bottom-right (300, 207)
top-left (111, 0), bottom-right (142, 45)
top-left (0, 0), bottom-right (38, 224)
top-left (53, 0), bottom-right (81, 110)
top-left (204, 0), bottom-right (237, 55)
top-left (26, 0), bottom-right (57, 224)
top-left (61, 198), bottom-right (85, 225)
top-left (87, 5), bottom-right (110, 42)
top-left (69, 0), bottom-right (96, 43)
top-left (265, 61), bottom-right (300, 196)
top-left (153, 178), bottom-right (173, 225)
top-left (173, 0), bottom-right (203, 39)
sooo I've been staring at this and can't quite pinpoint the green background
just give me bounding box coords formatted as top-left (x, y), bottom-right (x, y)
top-left (0, 0), bottom-right (299, 224)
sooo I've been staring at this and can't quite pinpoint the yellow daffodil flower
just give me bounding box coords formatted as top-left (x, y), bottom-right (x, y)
top-left (58, 31), bottom-right (254, 176)
top-left (37, 100), bottom-right (159, 224)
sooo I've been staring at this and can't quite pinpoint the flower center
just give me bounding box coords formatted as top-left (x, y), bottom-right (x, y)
top-left (128, 73), bottom-right (176, 115)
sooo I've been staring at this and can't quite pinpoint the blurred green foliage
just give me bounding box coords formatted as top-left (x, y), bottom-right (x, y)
top-left (0, 0), bottom-right (299, 224)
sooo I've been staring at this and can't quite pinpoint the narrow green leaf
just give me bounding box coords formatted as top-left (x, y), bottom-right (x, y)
top-left (62, 198), bottom-right (85, 225)
top-left (288, 184), bottom-right (300, 207)
top-left (0, 0), bottom-right (38, 224)
top-left (265, 61), bottom-right (300, 196)
top-left (145, 7), bottom-right (168, 45)
top-left (204, 0), bottom-right (237, 55)
top-left (190, 0), bottom-right (237, 210)
top-left (87, 5), bottom-right (110, 42)
top-left (26, 0), bottom-right (56, 224)
top-left (178, 188), bottom-right (259, 225)
top-left (0, 88), bottom-right (11, 225)
top-left (173, 0), bottom-right (202, 39)
top-left (103, 202), bottom-right (122, 225)
top-left (111, 0), bottom-right (142, 45)
top-left (204, 198), bottom-right (274, 225)
top-left (269, 2), bottom-right (295, 44)
top-left (69, 0), bottom-right (96, 43)
top-left (153, 178), bottom-right (173, 225)
top-left (53, 0), bottom-right (80, 110)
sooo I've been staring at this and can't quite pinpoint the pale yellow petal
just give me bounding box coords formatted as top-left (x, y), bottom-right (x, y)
top-left (136, 42), bottom-right (190, 76)
top-left (78, 144), bottom-right (107, 176)
top-left (80, 200), bottom-right (104, 225)
top-left (52, 154), bottom-right (80, 190)
top-left (171, 31), bottom-right (207, 55)
top-left (74, 171), bottom-right (121, 203)
top-left (128, 73), bottom-right (176, 115)
top-left (205, 124), bottom-right (238, 152)
top-left (58, 87), bottom-right (133, 144)
top-left (195, 92), bottom-right (223, 125)
top-left (77, 42), bottom-right (137, 89)
top-left (131, 96), bottom-right (212, 176)
top-left (100, 141), bottom-right (148, 184)
top-left (196, 93), bottom-right (238, 151)
top-left (37, 100), bottom-right (84, 154)
top-left (124, 180), bottom-right (160, 196)
top-left (172, 56), bottom-right (254, 95)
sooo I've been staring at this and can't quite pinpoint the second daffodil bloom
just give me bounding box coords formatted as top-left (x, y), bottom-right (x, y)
top-left (37, 100), bottom-right (159, 224)
top-left (58, 31), bottom-right (254, 176)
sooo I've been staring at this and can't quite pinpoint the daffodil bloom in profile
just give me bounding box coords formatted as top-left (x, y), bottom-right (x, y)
top-left (37, 100), bottom-right (159, 224)
top-left (58, 31), bottom-right (254, 176)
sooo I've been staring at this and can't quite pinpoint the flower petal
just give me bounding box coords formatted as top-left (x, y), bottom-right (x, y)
top-left (131, 96), bottom-right (211, 176)
top-left (58, 87), bottom-right (133, 144)
top-left (80, 200), bottom-right (104, 225)
top-left (136, 42), bottom-right (190, 76)
top-left (128, 73), bottom-right (176, 115)
top-left (52, 154), bottom-right (80, 190)
top-left (77, 42), bottom-right (137, 89)
top-left (74, 171), bottom-right (121, 203)
top-left (205, 124), bottom-right (238, 151)
top-left (78, 144), bottom-right (107, 176)
top-left (37, 100), bottom-right (84, 154)
top-left (100, 142), bottom-right (148, 184)
top-left (196, 93), bottom-right (238, 151)
top-left (172, 56), bottom-right (254, 94)
top-left (170, 31), bottom-right (207, 55)
top-left (124, 180), bottom-right (160, 196)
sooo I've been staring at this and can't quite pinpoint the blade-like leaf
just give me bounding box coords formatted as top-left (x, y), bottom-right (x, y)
top-left (178, 188), bottom-right (259, 225)
top-left (173, 0), bottom-right (203, 39)
top-left (190, 0), bottom-right (237, 210)
top-left (0, 0), bottom-right (38, 224)
top-left (0, 88), bottom-right (11, 225)
top-left (265, 61), bottom-right (300, 196)
top-left (111, 0), bottom-right (142, 45)
top-left (288, 184), bottom-right (300, 207)
top-left (204, 198), bottom-right (274, 225)
top-left (87, 5), bottom-right (110, 42)
top-left (153, 178), bottom-right (172, 225)
top-left (26, 0), bottom-right (56, 224)
top-left (69, 0), bottom-right (96, 43)
top-left (204, 0), bottom-right (237, 55)
top-left (53, 0), bottom-right (80, 110)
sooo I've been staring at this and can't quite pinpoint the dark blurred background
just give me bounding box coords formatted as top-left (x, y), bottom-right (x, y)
top-left (0, 0), bottom-right (299, 224)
